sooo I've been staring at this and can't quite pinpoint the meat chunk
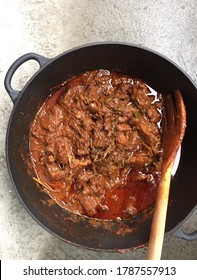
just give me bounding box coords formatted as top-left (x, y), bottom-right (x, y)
top-left (76, 193), bottom-right (102, 216)
top-left (46, 163), bottom-right (66, 181)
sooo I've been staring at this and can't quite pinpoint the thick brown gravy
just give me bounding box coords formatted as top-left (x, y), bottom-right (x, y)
top-left (29, 70), bottom-right (163, 220)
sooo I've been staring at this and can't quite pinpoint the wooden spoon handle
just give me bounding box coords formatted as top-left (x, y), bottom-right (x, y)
top-left (147, 163), bottom-right (173, 260)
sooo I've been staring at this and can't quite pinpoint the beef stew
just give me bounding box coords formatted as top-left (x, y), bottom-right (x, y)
top-left (29, 69), bottom-right (163, 220)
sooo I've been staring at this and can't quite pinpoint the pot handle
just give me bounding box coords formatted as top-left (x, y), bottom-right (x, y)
top-left (4, 53), bottom-right (49, 104)
top-left (171, 226), bottom-right (197, 241)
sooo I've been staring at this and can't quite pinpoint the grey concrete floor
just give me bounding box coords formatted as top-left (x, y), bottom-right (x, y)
top-left (0, 0), bottom-right (197, 260)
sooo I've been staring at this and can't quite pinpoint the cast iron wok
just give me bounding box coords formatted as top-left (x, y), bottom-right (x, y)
top-left (4, 43), bottom-right (197, 251)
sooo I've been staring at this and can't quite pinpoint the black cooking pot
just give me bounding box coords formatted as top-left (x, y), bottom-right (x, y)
top-left (4, 43), bottom-right (197, 251)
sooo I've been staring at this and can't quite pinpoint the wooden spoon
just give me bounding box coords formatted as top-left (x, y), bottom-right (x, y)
top-left (147, 90), bottom-right (186, 260)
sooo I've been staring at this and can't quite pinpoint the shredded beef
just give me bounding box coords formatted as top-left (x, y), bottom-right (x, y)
top-left (29, 70), bottom-right (163, 219)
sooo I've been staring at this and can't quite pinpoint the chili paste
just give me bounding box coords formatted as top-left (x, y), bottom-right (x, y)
top-left (29, 70), bottom-right (163, 220)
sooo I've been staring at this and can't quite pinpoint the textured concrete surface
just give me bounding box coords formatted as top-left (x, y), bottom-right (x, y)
top-left (0, 0), bottom-right (197, 260)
